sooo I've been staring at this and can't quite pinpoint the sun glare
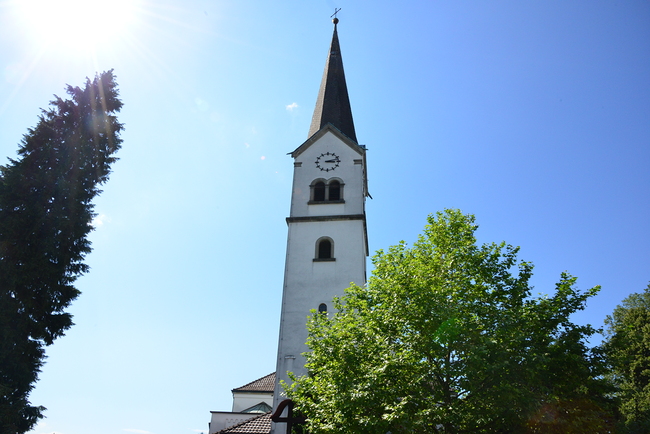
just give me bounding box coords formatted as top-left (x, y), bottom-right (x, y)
top-left (17, 0), bottom-right (138, 52)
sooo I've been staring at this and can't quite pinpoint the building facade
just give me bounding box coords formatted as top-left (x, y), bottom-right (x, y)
top-left (209, 373), bottom-right (275, 434)
top-left (272, 17), bottom-right (369, 433)
top-left (209, 18), bottom-right (367, 434)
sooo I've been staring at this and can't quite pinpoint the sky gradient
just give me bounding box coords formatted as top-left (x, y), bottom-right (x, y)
top-left (0, 1), bottom-right (649, 433)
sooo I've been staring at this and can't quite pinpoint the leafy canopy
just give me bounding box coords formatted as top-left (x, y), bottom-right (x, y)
top-left (287, 209), bottom-right (612, 433)
top-left (0, 71), bottom-right (123, 433)
top-left (603, 284), bottom-right (650, 433)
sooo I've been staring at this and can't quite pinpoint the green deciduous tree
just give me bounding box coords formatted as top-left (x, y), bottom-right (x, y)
top-left (286, 209), bottom-right (614, 433)
top-left (0, 71), bottom-right (123, 433)
top-left (603, 284), bottom-right (650, 433)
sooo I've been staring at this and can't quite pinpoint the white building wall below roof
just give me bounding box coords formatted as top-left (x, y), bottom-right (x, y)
top-left (232, 391), bottom-right (273, 412)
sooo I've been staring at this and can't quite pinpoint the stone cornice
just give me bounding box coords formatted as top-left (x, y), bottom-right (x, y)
top-left (286, 214), bottom-right (365, 224)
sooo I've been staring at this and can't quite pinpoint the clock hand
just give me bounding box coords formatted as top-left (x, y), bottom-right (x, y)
top-left (324, 159), bottom-right (339, 163)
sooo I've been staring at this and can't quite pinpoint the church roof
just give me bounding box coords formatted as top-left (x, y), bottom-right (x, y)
top-left (290, 123), bottom-right (364, 159)
top-left (216, 411), bottom-right (271, 434)
top-left (308, 18), bottom-right (358, 144)
top-left (232, 372), bottom-right (275, 393)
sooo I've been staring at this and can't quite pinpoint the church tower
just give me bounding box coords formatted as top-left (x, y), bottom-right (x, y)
top-left (273, 16), bottom-right (369, 416)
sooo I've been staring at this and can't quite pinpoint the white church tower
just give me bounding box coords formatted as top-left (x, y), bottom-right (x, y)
top-left (272, 17), bottom-right (369, 429)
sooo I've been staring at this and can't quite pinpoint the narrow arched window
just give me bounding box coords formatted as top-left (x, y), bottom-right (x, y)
top-left (328, 180), bottom-right (341, 201)
top-left (318, 303), bottom-right (327, 313)
top-left (317, 239), bottom-right (332, 259)
top-left (313, 181), bottom-right (326, 202)
top-left (314, 237), bottom-right (335, 262)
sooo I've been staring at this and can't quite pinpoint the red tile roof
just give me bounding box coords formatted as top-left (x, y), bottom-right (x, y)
top-left (217, 411), bottom-right (271, 434)
top-left (232, 372), bottom-right (275, 393)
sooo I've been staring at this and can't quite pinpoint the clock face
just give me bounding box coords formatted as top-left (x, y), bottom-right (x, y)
top-left (315, 152), bottom-right (340, 172)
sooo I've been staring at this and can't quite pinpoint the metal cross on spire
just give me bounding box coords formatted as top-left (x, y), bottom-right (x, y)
top-left (331, 7), bottom-right (341, 24)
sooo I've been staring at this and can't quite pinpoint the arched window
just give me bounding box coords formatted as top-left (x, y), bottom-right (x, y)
top-left (309, 178), bottom-right (344, 203)
top-left (318, 303), bottom-right (327, 313)
top-left (314, 237), bottom-right (335, 261)
top-left (313, 181), bottom-right (326, 202)
top-left (318, 239), bottom-right (332, 259)
top-left (328, 180), bottom-right (341, 201)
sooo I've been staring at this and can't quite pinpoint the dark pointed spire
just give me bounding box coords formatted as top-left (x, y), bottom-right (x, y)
top-left (308, 18), bottom-right (358, 143)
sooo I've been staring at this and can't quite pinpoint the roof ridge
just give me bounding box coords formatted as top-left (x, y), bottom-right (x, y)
top-left (232, 372), bottom-right (275, 392)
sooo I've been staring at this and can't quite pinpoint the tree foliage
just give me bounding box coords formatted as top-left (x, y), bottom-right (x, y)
top-left (0, 71), bottom-right (123, 433)
top-left (287, 210), bottom-right (614, 433)
top-left (603, 284), bottom-right (650, 433)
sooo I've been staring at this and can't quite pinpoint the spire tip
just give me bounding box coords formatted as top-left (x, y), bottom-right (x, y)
top-left (331, 8), bottom-right (341, 25)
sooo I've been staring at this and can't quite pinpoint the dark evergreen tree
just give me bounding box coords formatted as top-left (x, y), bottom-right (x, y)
top-left (0, 70), bottom-right (123, 433)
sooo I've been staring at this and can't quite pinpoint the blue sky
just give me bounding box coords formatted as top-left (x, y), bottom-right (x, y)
top-left (1, 1), bottom-right (649, 433)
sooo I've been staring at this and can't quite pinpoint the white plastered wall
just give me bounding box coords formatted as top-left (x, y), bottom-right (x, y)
top-left (232, 391), bottom-right (274, 412)
top-left (273, 130), bottom-right (368, 420)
